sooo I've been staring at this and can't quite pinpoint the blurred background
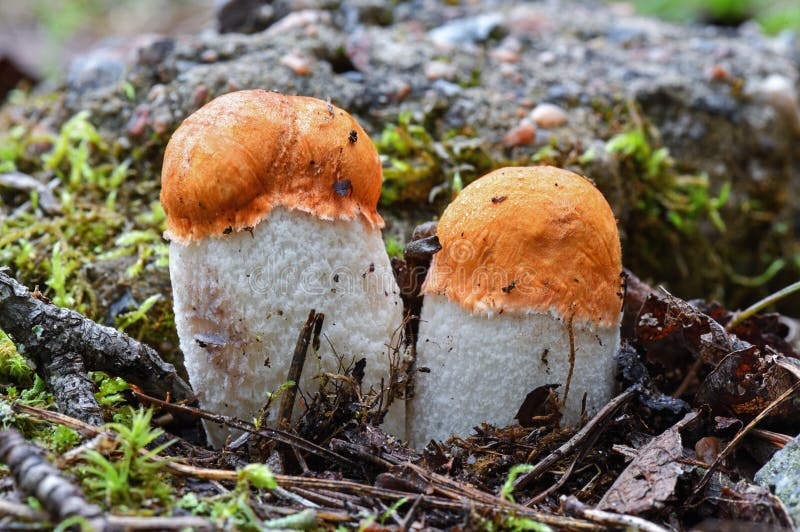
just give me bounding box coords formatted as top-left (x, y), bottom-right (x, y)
top-left (1, 0), bottom-right (798, 96)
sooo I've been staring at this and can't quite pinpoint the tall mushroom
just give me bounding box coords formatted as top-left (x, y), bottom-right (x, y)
top-left (161, 90), bottom-right (404, 446)
top-left (408, 166), bottom-right (623, 447)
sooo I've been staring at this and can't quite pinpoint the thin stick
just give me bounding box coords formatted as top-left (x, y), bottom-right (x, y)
top-left (561, 496), bottom-right (669, 532)
top-left (105, 516), bottom-right (212, 530)
top-left (130, 389), bottom-right (357, 469)
top-left (673, 358), bottom-right (704, 398)
top-left (0, 498), bottom-right (48, 521)
top-left (526, 444), bottom-right (583, 505)
top-left (513, 387), bottom-right (636, 490)
top-left (726, 280), bottom-right (800, 331)
top-left (691, 378), bottom-right (800, 498)
top-left (277, 310), bottom-right (322, 430)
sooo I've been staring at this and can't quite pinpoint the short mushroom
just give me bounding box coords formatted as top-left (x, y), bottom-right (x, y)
top-left (161, 90), bottom-right (404, 446)
top-left (408, 166), bottom-right (623, 447)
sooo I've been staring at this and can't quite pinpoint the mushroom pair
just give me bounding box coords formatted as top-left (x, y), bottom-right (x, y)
top-left (161, 90), bottom-right (623, 448)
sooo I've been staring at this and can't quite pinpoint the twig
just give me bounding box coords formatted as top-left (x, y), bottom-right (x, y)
top-left (130, 388), bottom-right (358, 470)
top-left (0, 272), bottom-right (193, 424)
top-left (726, 280), bottom-right (800, 331)
top-left (561, 496), bottom-right (669, 532)
top-left (399, 495), bottom-right (422, 531)
top-left (672, 357), bottom-right (704, 398)
top-left (0, 428), bottom-right (105, 530)
top-left (526, 449), bottom-right (582, 505)
top-left (690, 378), bottom-right (800, 499)
top-left (513, 387), bottom-right (636, 490)
top-left (277, 310), bottom-right (323, 429)
top-left (105, 515), bottom-right (212, 530)
top-left (0, 498), bottom-right (49, 521)
top-left (0, 498), bottom-right (211, 531)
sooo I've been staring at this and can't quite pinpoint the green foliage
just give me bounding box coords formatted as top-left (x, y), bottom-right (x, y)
top-left (500, 464), bottom-right (535, 503)
top-left (625, 0), bottom-right (800, 34)
top-left (379, 497), bottom-right (408, 525)
top-left (375, 111), bottom-right (494, 206)
top-left (47, 242), bottom-right (79, 308)
top-left (92, 372), bottom-right (130, 407)
top-left (53, 515), bottom-right (94, 532)
top-left (51, 425), bottom-right (81, 453)
top-left (239, 463), bottom-right (278, 490)
top-left (0, 108), bottom-right (174, 349)
top-left (180, 463), bottom-right (280, 530)
top-left (606, 125), bottom-right (729, 235)
top-left (483, 515), bottom-right (552, 532)
top-left (0, 125), bottom-right (27, 172)
top-left (385, 237), bottom-right (404, 258)
top-left (115, 294), bottom-right (162, 332)
top-left (80, 408), bottom-right (175, 508)
top-left (0, 331), bottom-right (34, 386)
top-left (18, 375), bottom-right (53, 407)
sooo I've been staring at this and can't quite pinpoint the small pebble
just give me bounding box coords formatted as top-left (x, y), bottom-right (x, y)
top-left (280, 53), bottom-right (311, 76)
top-left (126, 104), bottom-right (150, 137)
top-left (502, 120), bottom-right (536, 147)
top-left (425, 61), bottom-right (457, 81)
top-left (491, 48), bottom-right (520, 63)
top-left (530, 103), bottom-right (568, 128)
top-left (694, 436), bottom-right (721, 464)
top-left (200, 49), bottom-right (219, 63)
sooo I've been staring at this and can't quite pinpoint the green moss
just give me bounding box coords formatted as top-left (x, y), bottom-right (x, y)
top-left (605, 126), bottom-right (729, 236)
top-left (0, 103), bottom-right (179, 364)
top-left (0, 331), bottom-right (34, 387)
top-left (385, 237), bottom-right (404, 258)
top-left (375, 111), bottom-right (497, 207)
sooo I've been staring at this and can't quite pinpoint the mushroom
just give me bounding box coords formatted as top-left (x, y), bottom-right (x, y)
top-left (407, 166), bottom-right (623, 447)
top-left (161, 90), bottom-right (404, 446)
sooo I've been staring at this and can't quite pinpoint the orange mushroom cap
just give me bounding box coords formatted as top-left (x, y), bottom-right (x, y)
top-left (423, 166), bottom-right (623, 326)
top-left (160, 90), bottom-right (383, 243)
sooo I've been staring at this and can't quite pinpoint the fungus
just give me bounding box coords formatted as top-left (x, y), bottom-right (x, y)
top-left (161, 90), bottom-right (403, 446)
top-left (407, 166), bottom-right (623, 447)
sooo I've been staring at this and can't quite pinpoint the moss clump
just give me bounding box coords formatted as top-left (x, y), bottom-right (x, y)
top-left (375, 110), bottom-right (497, 207)
top-left (0, 95), bottom-right (179, 366)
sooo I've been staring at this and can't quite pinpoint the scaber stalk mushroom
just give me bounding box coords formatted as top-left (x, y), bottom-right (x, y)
top-left (408, 166), bottom-right (623, 448)
top-left (160, 90), bottom-right (403, 446)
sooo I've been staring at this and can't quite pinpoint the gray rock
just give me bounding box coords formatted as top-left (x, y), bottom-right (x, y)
top-left (755, 433), bottom-right (800, 528)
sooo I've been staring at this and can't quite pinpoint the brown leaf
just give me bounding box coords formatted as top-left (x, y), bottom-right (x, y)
top-left (514, 384), bottom-right (560, 427)
top-left (598, 411), bottom-right (698, 514)
top-left (695, 347), bottom-right (796, 418)
top-left (636, 293), bottom-right (749, 365)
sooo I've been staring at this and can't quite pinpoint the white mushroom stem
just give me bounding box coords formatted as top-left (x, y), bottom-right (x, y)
top-left (408, 294), bottom-right (619, 448)
top-left (170, 207), bottom-right (404, 446)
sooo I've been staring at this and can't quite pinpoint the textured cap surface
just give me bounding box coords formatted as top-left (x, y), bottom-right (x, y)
top-left (423, 166), bottom-right (623, 326)
top-left (161, 90), bottom-right (383, 243)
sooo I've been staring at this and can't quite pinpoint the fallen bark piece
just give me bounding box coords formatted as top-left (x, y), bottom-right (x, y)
top-left (598, 411), bottom-right (698, 514)
top-left (0, 272), bottom-right (193, 425)
top-left (0, 428), bottom-right (105, 530)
